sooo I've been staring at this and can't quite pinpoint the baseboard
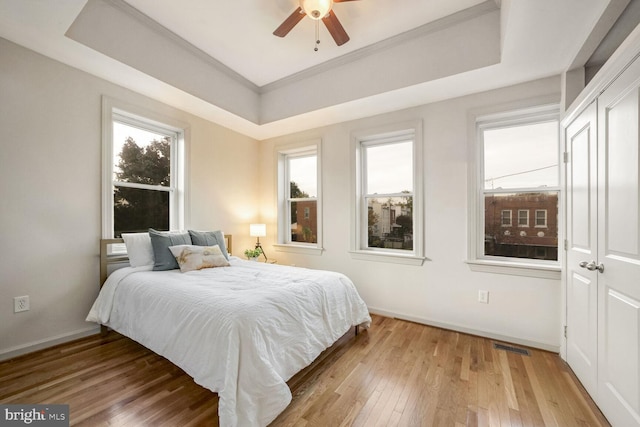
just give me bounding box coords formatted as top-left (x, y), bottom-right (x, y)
top-left (0, 313), bottom-right (559, 361)
top-left (368, 307), bottom-right (560, 353)
top-left (0, 326), bottom-right (101, 362)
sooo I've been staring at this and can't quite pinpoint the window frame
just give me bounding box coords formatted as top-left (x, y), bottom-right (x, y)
top-left (535, 209), bottom-right (548, 228)
top-left (467, 104), bottom-right (561, 279)
top-left (275, 140), bottom-right (323, 255)
top-left (102, 97), bottom-right (188, 248)
top-left (350, 120), bottom-right (425, 265)
top-left (518, 209), bottom-right (529, 227)
top-left (501, 210), bottom-right (512, 227)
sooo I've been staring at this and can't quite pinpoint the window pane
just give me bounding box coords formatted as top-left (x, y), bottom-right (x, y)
top-left (367, 196), bottom-right (413, 250)
top-left (536, 210), bottom-right (547, 227)
top-left (484, 192), bottom-right (558, 260)
top-left (501, 210), bottom-right (512, 226)
top-left (365, 141), bottom-right (413, 194)
top-left (483, 121), bottom-right (558, 189)
top-left (114, 187), bottom-right (169, 237)
top-left (113, 121), bottom-right (171, 186)
top-left (290, 200), bottom-right (317, 243)
top-left (518, 210), bottom-right (529, 226)
top-left (289, 155), bottom-right (316, 198)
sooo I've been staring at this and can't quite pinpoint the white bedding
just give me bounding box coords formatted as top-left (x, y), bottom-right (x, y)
top-left (86, 257), bottom-right (371, 427)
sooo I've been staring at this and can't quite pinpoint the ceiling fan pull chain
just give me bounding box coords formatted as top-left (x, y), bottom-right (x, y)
top-left (314, 20), bottom-right (320, 51)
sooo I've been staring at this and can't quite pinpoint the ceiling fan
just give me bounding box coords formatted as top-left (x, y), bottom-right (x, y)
top-left (273, 0), bottom-right (360, 48)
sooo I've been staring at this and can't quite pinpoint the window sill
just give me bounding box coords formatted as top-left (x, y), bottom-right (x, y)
top-left (274, 244), bottom-right (324, 256)
top-left (465, 259), bottom-right (561, 279)
top-left (349, 250), bottom-right (426, 266)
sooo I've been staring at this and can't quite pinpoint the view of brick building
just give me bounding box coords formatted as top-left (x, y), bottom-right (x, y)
top-left (484, 192), bottom-right (558, 260)
top-left (291, 200), bottom-right (318, 243)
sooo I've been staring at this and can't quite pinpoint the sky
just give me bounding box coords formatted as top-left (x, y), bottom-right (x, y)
top-left (483, 120), bottom-right (559, 189)
top-left (288, 141), bottom-right (414, 200)
top-left (365, 141), bottom-right (413, 194)
top-left (289, 154), bottom-right (317, 197)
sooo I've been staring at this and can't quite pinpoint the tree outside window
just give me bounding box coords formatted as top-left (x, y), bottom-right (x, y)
top-left (111, 119), bottom-right (178, 237)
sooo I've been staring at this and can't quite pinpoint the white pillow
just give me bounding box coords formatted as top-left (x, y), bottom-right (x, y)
top-left (122, 232), bottom-right (154, 267)
top-left (168, 244), bottom-right (230, 272)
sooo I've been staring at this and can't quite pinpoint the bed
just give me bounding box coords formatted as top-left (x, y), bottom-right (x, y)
top-left (87, 231), bottom-right (371, 427)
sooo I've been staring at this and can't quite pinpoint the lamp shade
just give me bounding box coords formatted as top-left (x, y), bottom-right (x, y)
top-left (300, 0), bottom-right (333, 19)
top-left (249, 223), bottom-right (266, 237)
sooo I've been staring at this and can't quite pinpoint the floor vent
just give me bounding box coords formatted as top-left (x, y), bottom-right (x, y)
top-left (493, 342), bottom-right (530, 356)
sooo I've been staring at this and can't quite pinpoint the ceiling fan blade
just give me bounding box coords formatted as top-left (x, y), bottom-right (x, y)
top-left (322, 10), bottom-right (350, 46)
top-left (273, 7), bottom-right (305, 37)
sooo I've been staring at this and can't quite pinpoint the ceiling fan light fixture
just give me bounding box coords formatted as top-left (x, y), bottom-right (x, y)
top-left (300, 0), bottom-right (333, 20)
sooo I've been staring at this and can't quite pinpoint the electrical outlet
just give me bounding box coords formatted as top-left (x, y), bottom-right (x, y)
top-left (478, 290), bottom-right (489, 304)
top-left (14, 295), bottom-right (30, 313)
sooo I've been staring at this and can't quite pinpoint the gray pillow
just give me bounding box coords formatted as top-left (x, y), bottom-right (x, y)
top-left (188, 230), bottom-right (230, 260)
top-left (149, 229), bottom-right (192, 271)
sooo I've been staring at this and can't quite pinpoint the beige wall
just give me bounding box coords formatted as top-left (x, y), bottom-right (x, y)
top-left (0, 38), bottom-right (259, 359)
top-left (259, 76), bottom-right (563, 351)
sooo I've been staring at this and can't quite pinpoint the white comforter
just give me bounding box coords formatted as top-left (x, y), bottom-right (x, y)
top-left (86, 257), bottom-right (371, 427)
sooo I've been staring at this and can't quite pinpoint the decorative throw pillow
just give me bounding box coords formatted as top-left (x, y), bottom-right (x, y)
top-left (149, 229), bottom-right (192, 271)
top-left (168, 244), bottom-right (230, 272)
top-left (188, 230), bottom-right (230, 260)
top-left (122, 232), bottom-right (154, 267)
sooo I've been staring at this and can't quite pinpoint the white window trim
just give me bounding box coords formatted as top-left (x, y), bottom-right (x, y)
top-left (535, 209), bottom-right (548, 228)
top-left (467, 103), bottom-right (561, 279)
top-left (350, 120), bottom-right (425, 266)
top-left (101, 96), bottom-right (189, 249)
top-left (501, 210), bottom-right (512, 227)
top-left (274, 139), bottom-right (323, 255)
top-left (518, 209), bottom-right (529, 227)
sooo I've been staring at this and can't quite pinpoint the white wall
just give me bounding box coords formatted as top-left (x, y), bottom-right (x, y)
top-left (0, 38), bottom-right (260, 359)
top-left (259, 76), bottom-right (563, 351)
top-left (0, 35), bottom-right (564, 358)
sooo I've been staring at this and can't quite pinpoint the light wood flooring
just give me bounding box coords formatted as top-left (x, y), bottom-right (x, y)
top-left (0, 315), bottom-right (610, 426)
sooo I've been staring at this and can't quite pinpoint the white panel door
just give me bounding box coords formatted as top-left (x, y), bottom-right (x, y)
top-left (565, 101), bottom-right (599, 397)
top-left (597, 56), bottom-right (640, 427)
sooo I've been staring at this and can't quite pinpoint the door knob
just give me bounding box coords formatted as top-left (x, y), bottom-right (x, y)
top-left (579, 260), bottom-right (604, 273)
top-left (579, 260), bottom-right (595, 270)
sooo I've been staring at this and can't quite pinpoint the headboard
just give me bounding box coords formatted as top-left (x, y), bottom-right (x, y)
top-left (99, 234), bottom-right (233, 286)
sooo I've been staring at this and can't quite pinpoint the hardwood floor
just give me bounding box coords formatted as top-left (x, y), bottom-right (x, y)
top-left (0, 315), bottom-right (609, 426)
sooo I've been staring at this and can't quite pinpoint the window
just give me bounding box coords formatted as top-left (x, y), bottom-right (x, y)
top-left (501, 210), bottom-right (512, 227)
top-left (364, 140), bottom-right (413, 251)
top-left (535, 209), bottom-right (547, 227)
top-left (276, 141), bottom-right (321, 253)
top-left (472, 105), bottom-right (560, 274)
top-left (518, 210), bottom-right (529, 227)
top-left (102, 98), bottom-right (186, 241)
top-left (351, 121), bottom-right (424, 265)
